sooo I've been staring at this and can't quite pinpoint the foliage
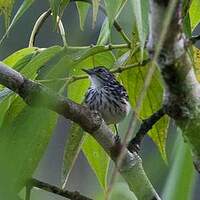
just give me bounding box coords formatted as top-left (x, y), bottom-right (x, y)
top-left (0, 0), bottom-right (199, 199)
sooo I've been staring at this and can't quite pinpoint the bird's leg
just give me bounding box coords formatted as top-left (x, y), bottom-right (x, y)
top-left (114, 124), bottom-right (121, 144)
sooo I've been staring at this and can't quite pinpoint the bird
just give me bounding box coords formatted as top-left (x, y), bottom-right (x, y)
top-left (82, 66), bottom-right (131, 135)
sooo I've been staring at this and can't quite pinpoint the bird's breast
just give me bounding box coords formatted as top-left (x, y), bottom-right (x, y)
top-left (85, 88), bottom-right (130, 125)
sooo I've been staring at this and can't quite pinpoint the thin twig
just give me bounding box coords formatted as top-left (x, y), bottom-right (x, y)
top-left (127, 106), bottom-right (166, 153)
top-left (29, 178), bottom-right (93, 200)
top-left (71, 0), bottom-right (132, 46)
top-left (29, 9), bottom-right (67, 47)
top-left (38, 59), bottom-right (150, 84)
top-left (29, 9), bottom-right (51, 47)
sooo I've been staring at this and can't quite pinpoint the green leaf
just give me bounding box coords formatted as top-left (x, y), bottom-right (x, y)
top-left (82, 134), bottom-right (109, 190)
top-left (0, 47), bottom-right (38, 126)
top-left (0, 92), bottom-right (13, 127)
top-left (97, 17), bottom-right (110, 45)
top-left (104, 0), bottom-right (127, 26)
top-left (0, 98), bottom-right (57, 195)
top-left (0, 0), bottom-right (15, 29)
top-left (76, 2), bottom-right (90, 31)
top-left (3, 47), bottom-right (38, 67)
top-left (21, 46), bottom-right (63, 79)
top-left (92, 0), bottom-right (100, 28)
top-left (162, 134), bottom-right (195, 200)
top-left (0, 0), bottom-right (35, 45)
top-left (119, 51), bottom-right (168, 161)
top-left (62, 124), bottom-right (85, 188)
top-left (189, 0), bottom-right (200, 30)
top-left (130, 0), bottom-right (149, 57)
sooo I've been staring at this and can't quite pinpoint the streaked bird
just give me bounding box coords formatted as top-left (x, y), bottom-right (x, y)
top-left (82, 66), bottom-right (130, 131)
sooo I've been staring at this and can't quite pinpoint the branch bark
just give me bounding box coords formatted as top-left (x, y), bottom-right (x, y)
top-left (147, 0), bottom-right (200, 172)
top-left (0, 62), bottom-right (160, 199)
top-left (30, 179), bottom-right (92, 200)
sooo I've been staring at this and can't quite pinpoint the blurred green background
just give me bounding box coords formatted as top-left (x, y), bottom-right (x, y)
top-left (0, 1), bottom-right (200, 199)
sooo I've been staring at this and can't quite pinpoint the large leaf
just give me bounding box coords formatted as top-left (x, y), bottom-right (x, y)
top-left (76, 2), bottom-right (90, 31)
top-left (0, 0), bottom-right (15, 29)
top-left (0, 98), bottom-right (57, 197)
top-left (0, 0), bottom-right (35, 45)
top-left (0, 47), bottom-right (39, 128)
top-left (0, 46), bottom-right (64, 196)
top-left (189, 0), bottom-right (200, 30)
top-left (3, 47), bottom-right (38, 68)
top-left (118, 51), bottom-right (168, 161)
top-left (130, 0), bottom-right (149, 56)
top-left (21, 46), bottom-right (63, 79)
top-left (82, 134), bottom-right (109, 190)
top-left (162, 134), bottom-right (195, 200)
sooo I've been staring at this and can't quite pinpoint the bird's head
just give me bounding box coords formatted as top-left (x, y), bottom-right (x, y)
top-left (82, 66), bottom-right (116, 88)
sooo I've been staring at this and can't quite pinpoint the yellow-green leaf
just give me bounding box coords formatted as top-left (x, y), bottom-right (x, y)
top-left (189, 0), bottom-right (200, 30)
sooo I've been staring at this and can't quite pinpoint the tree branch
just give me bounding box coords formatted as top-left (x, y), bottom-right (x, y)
top-left (128, 106), bottom-right (166, 153)
top-left (147, 0), bottom-right (200, 172)
top-left (0, 62), bottom-right (160, 199)
top-left (29, 178), bottom-right (92, 200)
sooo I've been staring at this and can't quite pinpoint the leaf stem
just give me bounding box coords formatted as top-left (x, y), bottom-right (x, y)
top-left (29, 9), bottom-right (67, 47)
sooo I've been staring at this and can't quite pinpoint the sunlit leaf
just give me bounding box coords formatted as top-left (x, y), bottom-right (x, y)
top-left (21, 46), bottom-right (63, 79)
top-left (3, 47), bottom-right (38, 68)
top-left (189, 0), bottom-right (200, 30)
top-left (0, 47), bottom-right (39, 128)
top-left (193, 47), bottom-right (200, 82)
top-left (0, 98), bottom-right (57, 195)
top-left (118, 51), bottom-right (168, 161)
top-left (76, 1), bottom-right (90, 31)
top-left (0, 0), bottom-right (35, 45)
top-left (82, 134), bottom-right (109, 190)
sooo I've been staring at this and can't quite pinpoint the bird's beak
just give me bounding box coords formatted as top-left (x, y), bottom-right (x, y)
top-left (81, 68), bottom-right (93, 75)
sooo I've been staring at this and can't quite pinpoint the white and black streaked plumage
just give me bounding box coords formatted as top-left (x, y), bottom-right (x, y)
top-left (82, 66), bottom-right (131, 125)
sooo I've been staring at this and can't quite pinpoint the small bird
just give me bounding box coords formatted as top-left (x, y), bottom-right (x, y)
top-left (82, 66), bottom-right (131, 132)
